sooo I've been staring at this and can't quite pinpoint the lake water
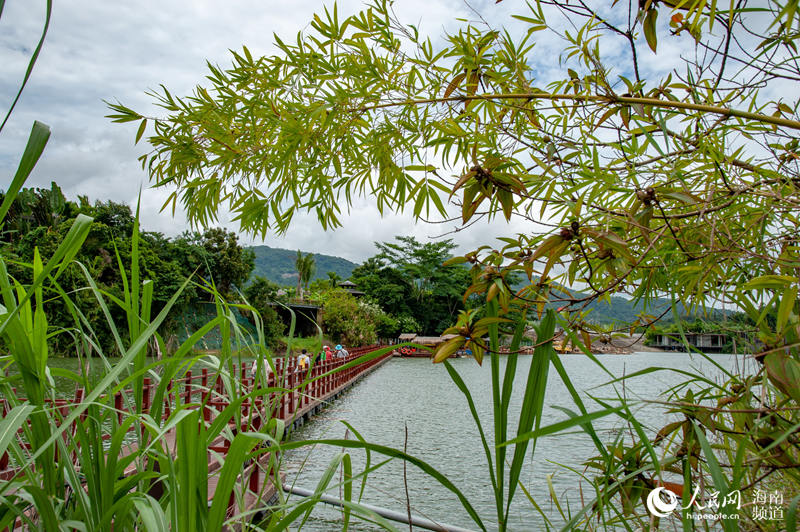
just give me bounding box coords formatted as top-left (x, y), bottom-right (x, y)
top-left (281, 353), bottom-right (755, 531)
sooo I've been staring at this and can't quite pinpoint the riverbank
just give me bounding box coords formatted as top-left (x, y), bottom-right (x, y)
top-left (566, 334), bottom-right (666, 354)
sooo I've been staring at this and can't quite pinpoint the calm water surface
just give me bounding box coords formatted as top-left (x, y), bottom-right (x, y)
top-left (282, 353), bottom-right (755, 531)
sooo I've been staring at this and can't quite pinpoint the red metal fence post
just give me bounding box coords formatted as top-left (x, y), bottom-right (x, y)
top-left (184, 370), bottom-right (192, 405)
top-left (114, 392), bottom-right (123, 425)
top-left (0, 399), bottom-right (7, 470)
top-left (287, 358), bottom-right (295, 416)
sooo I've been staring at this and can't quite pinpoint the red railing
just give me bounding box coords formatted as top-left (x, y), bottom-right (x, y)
top-left (0, 345), bottom-right (392, 488)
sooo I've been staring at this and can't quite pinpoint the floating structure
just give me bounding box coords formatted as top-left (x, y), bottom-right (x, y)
top-left (649, 332), bottom-right (728, 352)
top-left (395, 334), bottom-right (460, 357)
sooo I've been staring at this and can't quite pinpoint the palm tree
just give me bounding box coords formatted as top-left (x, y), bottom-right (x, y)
top-left (295, 250), bottom-right (315, 300)
top-left (326, 271), bottom-right (341, 289)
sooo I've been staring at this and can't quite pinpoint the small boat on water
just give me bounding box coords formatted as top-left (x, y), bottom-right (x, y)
top-left (395, 334), bottom-right (462, 358)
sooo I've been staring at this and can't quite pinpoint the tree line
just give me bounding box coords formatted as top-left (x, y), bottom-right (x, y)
top-left (0, 182), bottom-right (256, 355)
top-left (1, 183), bottom-right (473, 354)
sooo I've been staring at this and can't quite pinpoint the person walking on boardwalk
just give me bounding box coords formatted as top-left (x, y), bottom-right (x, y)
top-left (251, 357), bottom-right (270, 378)
top-left (335, 344), bottom-right (348, 359)
top-left (298, 349), bottom-right (310, 369)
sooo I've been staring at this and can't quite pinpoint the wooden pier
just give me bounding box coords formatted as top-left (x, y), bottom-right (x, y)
top-left (0, 345), bottom-right (393, 529)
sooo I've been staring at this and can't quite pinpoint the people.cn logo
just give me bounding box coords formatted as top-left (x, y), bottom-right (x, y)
top-left (646, 487), bottom-right (679, 517)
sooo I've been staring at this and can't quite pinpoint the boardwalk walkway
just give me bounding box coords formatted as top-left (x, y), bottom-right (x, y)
top-left (0, 345), bottom-right (394, 529)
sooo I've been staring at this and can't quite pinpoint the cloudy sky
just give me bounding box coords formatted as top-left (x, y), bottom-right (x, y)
top-left (0, 1), bottom-right (684, 263)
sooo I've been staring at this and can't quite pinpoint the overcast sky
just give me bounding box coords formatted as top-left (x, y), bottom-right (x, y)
top-left (1, 1), bottom-right (692, 263)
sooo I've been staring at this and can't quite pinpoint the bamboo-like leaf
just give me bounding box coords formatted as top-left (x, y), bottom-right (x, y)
top-left (0, 405), bottom-right (34, 459)
top-left (444, 72), bottom-right (466, 98)
top-left (776, 285), bottom-right (797, 332)
top-left (135, 118), bottom-right (148, 144)
top-left (433, 336), bottom-right (465, 363)
top-left (643, 8), bottom-right (659, 52)
top-left (743, 275), bottom-right (796, 290)
top-left (531, 235), bottom-right (565, 262)
top-left (0, 121), bottom-right (50, 222)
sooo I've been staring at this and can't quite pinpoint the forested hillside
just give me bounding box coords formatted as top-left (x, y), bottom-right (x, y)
top-left (249, 243), bottom-right (698, 325)
top-left (249, 245), bottom-right (358, 284)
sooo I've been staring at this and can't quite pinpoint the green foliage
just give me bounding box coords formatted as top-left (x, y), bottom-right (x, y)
top-left (294, 249), bottom-right (315, 300)
top-left (0, 185), bottom-right (261, 356)
top-left (320, 288), bottom-right (377, 346)
top-left (176, 227), bottom-right (254, 297)
top-left (351, 257), bottom-right (416, 318)
top-left (351, 237), bottom-right (472, 335)
top-left (242, 276), bottom-right (286, 348)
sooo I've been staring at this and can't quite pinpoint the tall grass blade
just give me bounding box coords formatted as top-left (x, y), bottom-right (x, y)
top-left (693, 423), bottom-right (736, 532)
top-left (0, 121), bottom-right (50, 221)
top-left (277, 438), bottom-right (486, 531)
top-left (207, 433), bottom-right (259, 531)
top-left (134, 496), bottom-right (170, 532)
top-left (0, 405), bottom-right (34, 457)
top-left (340, 421), bottom-right (372, 503)
top-left (0, 1), bottom-right (52, 132)
top-left (504, 309), bottom-right (555, 522)
top-left (787, 493), bottom-right (800, 532)
top-left (549, 354), bottom-right (608, 461)
top-left (0, 213), bottom-right (92, 339)
top-left (443, 359), bottom-right (498, 501)
top-left (21, 275), bottom-right (193, 463)
top-left (499, 407), bottom-right (622, 446)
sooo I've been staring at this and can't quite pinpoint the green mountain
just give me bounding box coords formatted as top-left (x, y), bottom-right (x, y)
top-left (558, 293), bottom-right (729, 325)
top-left (248, 245), bottom-right (720, 325)
top-left (583, 295), bottom-right (670, 324)
top-left (249, 245), bottom-right (358, 285)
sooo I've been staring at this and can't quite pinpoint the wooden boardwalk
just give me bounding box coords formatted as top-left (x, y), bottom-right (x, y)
top-left (0, 345), bottom-right (394, 529)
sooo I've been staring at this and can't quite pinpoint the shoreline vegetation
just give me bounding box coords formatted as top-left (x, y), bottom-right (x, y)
top-left (2, 1), bottom-right (799, 530)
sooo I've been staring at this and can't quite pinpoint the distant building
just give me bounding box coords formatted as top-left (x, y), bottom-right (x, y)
top-left (650, 333), bottom-right (727, 353)
top-left (266, 301), bottom-right (320, 337)
top-left (338, 280), bottom-right (365, 298)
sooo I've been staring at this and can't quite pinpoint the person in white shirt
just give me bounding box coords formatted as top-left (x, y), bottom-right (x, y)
top-left (334, 344), bottom-right (349, 358)
top-left (298, 349), bottom-right (311, 369)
